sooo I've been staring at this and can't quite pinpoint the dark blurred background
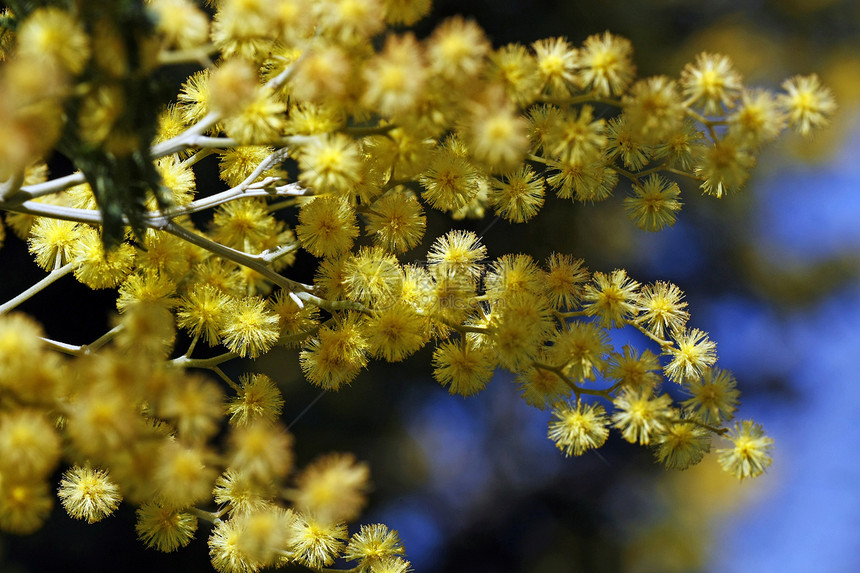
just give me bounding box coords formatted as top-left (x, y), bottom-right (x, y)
top-left (3, 0), bottom-right (860, 571)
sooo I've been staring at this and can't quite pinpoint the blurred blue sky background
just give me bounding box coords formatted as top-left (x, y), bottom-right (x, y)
top-left (706, 120), bottom-right (860, 573)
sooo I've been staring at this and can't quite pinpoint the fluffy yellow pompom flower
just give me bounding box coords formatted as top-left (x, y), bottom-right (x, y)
top-left (118, 301), bottom-right (178, 358)
top-left (485, 43), bottom-right (541, 106)
top-left (0, 479), bottom-right (53, 534)
top-left (234, 507), bottom-right (296, 567)
top-left (611, 389), bottom-right (673, 445)
top-left (578, 31), bottom-right (635, 97)
top-left (547, 105), bottom-right (606, 164)
top-left (212, 469), bottom-right (274, 516)
top-left (654, 120), bottom-right (701, 170)
top-left (654, 421), bottom-right (711, 470)
top-left (779, 74), bottom-right (837, 135)
top-left (116, 271), bottom-right (177, 314)
top-left (208, 517), bottom-right (261, 573)
top-left (344, 523), bottom-right (405, 570)
top-left (72, 227), bottom-right (136, 290)
top-left (177, 284), bottom-right (232, 345)
top-left (682, 367), bottom-right (740, 424)
top-left (289, 45), bottom-right (352, 103)
top-left (624, 175), bottom-right (683, 232)
top-left (532, 37), bottom-right (579, 96)
top-left (154, 155), bottom-right (196, 206)
top-left (370, 556), bottom-right (413, 573)
top-left (209, 59), bottom-right (259, 118)
top-left (680, 52), bottom-right (743, 115)
top-left (635, 280), bottom-right (689, 338)
top-left (728, 89), bottom-right (786, 146)
top-left (159, 374), bottom-right (224, 442)
top-left (65, 378), bottom-right (139, 458)
top-left (490, 291), bottom-right (552, 372)
top-left (220, 297), bottom-right (280, 359)
top-left (466, 86), bottom-right (529, 172)
top-left (228, 422), bottom-right (294, 482)
top-left (717, 420), bottom-right (774, 480)
top-left (288, 513), bottom-right (348, 570)
top-left (426, 229), bottom-right (487, 279)
top-left (342, 246), bottom-right (403, 307)
top-left (212, 198), bottom-right (278, 252)
top-left (17, 7), bottom-right (90, 75)
top-left (223, 88), bottom-right (287, 145)
top-left (364, 191), bottom-right (426, 253)
top-left (155, 442), bottom-right (218, 508)
top-left (426, 266), bottom-right (478, 323)
top-left (364, 302), bottom-right (429, 362)
top-left (210, 0), bottom-right (276, 60)
top-left (427, 16), bottom-right (490, 80)
top-left (581, 269), bottom-right (640, 328)
top-left (27, 218), bottom-right (82, 270)
top-left (363, 32), bottom-right (426, 117)
top-left (149, 0), bottom-right (211, 50)
top-left (299, 134), bottom-right (363, 194)
top-left (136, 502), bottom-right (199, 552)
top-left (605, 115), bottom-right (651, 170)
top-left (606, 345), bottom-right (662, 391)
top-left (136, 230), bottom-right (193, 280)
top-left (314, 256), bottom-right (350, 301)
top-left (623, 76), bottom-right (686, 144)
top-left (484, 253), bottom-right (543, 302)
top-left (270, 289), bottom-right (320, 346)
top-left (419, 146), bottom-right (480, 212)
top-left (0, 409), bottom-right (61, 480)
top-left (547, 321), bottom-right (612, 382)
top-left (318, 0), bottom-right (384, 44)
top-left (227, 373), bottom-right (285, 427)
top-left (432, 339), bottom-right (495, 396)
top-left (543, 253), bottom-right (589, 310)
top-left (292, 452), bottom-right (371, 523)
top-left (664, 328), bottom-right (717, 384)
top-left (218, 146), bottom-right (281, 188)
top-left (178, 69), bottom-right (211, 125)
top-left (0, 314), bottom-right (45, 364)
top-left (300, 313), bottom-right (369, 390)
top-left (296, 195), bottom-right (359, 258)
top-left (490, 165), bottom-right (545, 223)
top-left (57, 465), bottom-right (122, 524)
top-left (548, 401), bottom-right (610, 457)
top-left (694, 137), bottom-right (756, 198)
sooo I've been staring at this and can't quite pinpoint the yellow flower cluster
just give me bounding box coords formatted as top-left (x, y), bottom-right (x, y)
top-left (0, 0), bottom-right (836, 568)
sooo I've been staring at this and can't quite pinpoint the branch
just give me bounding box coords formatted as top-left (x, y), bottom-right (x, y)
top-left (531, 361), bottom-right (613, 400)
top-left (0, 263), bottom-right (75, 315)
top-left (151, 111), bottom-right (223, 157)
top-left (172, 351), bottom-right (238, 370)
top-left (0, 170), bottom-right (24, 201)
top-left (162, 220), bottom-right (311, 293)
top-left (0, 200), bottom-right (103, 225)
top-left (1, 187), bottom-right (358, 316)
top-left (4, 171), bottom-right (87, 204)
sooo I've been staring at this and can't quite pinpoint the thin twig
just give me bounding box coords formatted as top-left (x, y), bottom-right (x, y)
top-left (172, 351), bottom-right (239, 370)
top-left (0, 262), bottom-right (75, 315)
top-left (5, 171), bottom-right (87, 204)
